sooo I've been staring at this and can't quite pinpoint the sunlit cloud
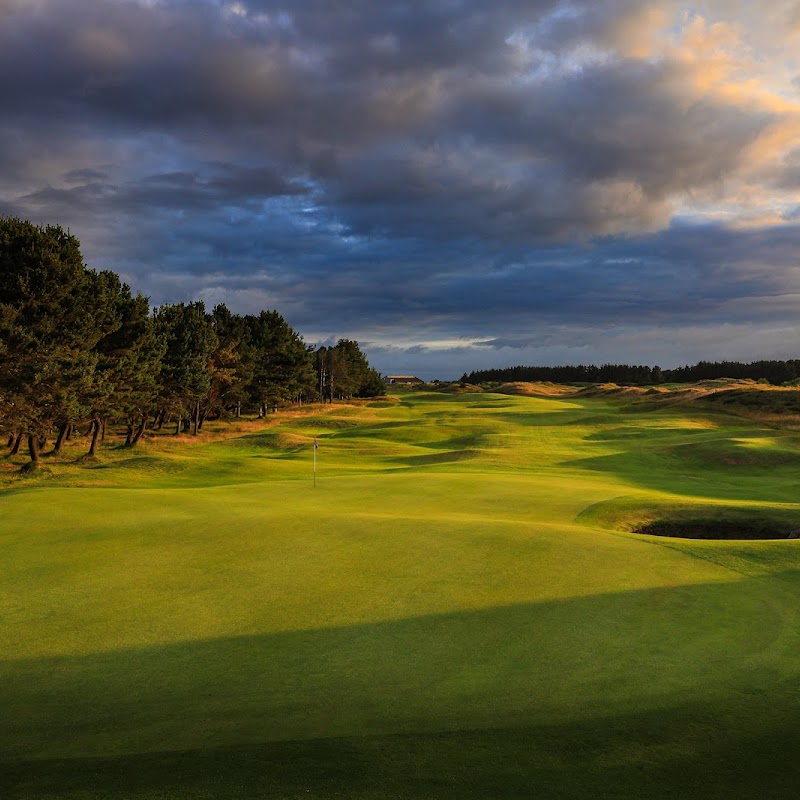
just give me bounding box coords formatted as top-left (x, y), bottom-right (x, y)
top-left (2, 0), bottom-right (800, 377)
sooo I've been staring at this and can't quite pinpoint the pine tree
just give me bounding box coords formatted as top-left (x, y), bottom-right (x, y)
top-left (246, 311), bottom-right (314, 415)
top-left (0, 218), bottom-right (118, 466)
top-left (153, 302), bottom-right (217, 435)
top-left (92, 274), bottom-right (164, 450)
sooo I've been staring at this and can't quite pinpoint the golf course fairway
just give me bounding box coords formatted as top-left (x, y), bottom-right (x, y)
top-left (3, 389), bottom-right (800, 798)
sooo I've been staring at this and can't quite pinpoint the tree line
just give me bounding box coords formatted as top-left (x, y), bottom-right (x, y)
top-left (0, 218), bottom-right (384, 467)
top-left (461, 364), bottom-right (664, 385)
top-left (461, 359), bottom-right (800, 387)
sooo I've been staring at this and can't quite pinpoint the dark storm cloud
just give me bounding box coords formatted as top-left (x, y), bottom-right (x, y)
top-left (63, 168), bottom-right (109, 184)
top-left (1, 0), bottom-right (798, 377)
top-left (23, 163), bottom-right (305, 217)
top-left (2, 0), bottom-right (767, 234)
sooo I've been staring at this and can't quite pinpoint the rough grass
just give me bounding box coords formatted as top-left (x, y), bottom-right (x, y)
top-left (4, 391), bottom-right (800, 797)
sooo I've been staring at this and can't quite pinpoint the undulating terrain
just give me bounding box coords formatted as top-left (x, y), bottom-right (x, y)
top-left (3, 387), bottom-right (800, 798)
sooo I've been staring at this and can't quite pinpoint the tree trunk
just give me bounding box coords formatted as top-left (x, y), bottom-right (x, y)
top-left (155, 408), bottom-right (166, 430)
top-left (175, 417), bottom-right (181, 435)
top-left (235, 402), bottom-right (241, 418)
top-left (52, 423), bottom-right (69, 453)
top-left (88, 418), bottom-right (101, 456)
top-left (10, 432), bottom-right (23, 455)
top-left (101, 418), bottom-right (106, 441)
top-left (192, 400), bottom-right (199, 435)
top-left (125, 422), bottom-right (134, 446)
top-left (131, 414), bottom-right (148, 446)
top-left (6, 432), bottom-right (15, 449)
top-left (65, 424), bottom-right (73, 441)
top-left (27, 434), bottom-right (41, 466)
top-left (182, 417), bottom-right (190, 433)
top-left (197, 405), bottom-right (209, 431)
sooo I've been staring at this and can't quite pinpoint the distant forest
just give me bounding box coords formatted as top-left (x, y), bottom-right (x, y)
top-left (461, 360), bottom-right (800, 387)
top-left (0, 218), bottom-right (384, 466)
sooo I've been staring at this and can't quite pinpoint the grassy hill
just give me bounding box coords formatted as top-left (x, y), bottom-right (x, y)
top-left (3, 389), bottom-right (800, 797)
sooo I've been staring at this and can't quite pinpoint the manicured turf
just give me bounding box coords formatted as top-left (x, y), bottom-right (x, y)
top-left (3, 391), bottom-right (800, 797)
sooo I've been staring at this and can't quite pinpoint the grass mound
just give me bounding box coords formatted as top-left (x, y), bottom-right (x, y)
top-left (580, 495), bottom-right (800, 541)
top-left (582, 379), bottom-right (800, 430)
top-left (239, 431), bottom-right (309, 450)
top-left (493, 381), bottom-right (576, 397)
top-left (438, 382), bottom-right (484, 393)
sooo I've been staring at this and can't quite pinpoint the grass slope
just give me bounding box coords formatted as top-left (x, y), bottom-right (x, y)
top-left (3, 391), bottom-right (800, 797)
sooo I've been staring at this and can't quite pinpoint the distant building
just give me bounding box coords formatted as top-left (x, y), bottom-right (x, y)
top-left (386, 375), bottom-right (424, 385)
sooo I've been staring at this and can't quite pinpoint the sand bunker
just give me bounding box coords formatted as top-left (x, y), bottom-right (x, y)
top-left (636, 518), bottom-right (800, 540)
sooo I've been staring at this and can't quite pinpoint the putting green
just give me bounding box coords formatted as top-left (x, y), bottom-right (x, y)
top-left (3, 391), bottom-right (800, 798)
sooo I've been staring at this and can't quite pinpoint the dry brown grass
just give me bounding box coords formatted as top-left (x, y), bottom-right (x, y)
top-left (474, 377), bottom-right (800, 430)
top-left (493, 381), bottom-right (577, 397)
top-left (439, 382), bottom-right (485, 393)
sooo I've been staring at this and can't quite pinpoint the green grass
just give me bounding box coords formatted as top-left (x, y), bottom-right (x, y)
top-left (3, 391), bottom-right (800, 797)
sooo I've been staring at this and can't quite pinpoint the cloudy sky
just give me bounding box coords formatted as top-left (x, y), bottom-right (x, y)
top-left (3, 0), bottom-right (800, 378)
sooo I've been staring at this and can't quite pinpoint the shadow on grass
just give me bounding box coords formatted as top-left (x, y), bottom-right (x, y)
top-left (563, 437), bottom-right (800, 502)
top-left (3, 574), bottom-right (800, 797)
top-left (316, 420), bottom-right (409, 433)
top-left (389, 448), bottom-right (481, 467)
top-left (579, 494), bottom-right (800, 538)
top-left (86, 455), bottom-right (189, 472)
top-left (315, 425), bottom-right (491, 459)
top-left (5, 711), bottom-right (800, 800)
top-left (583, 427), bottom-right (715, 442)
top-left (495, 409), bottom-right (601, 428)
